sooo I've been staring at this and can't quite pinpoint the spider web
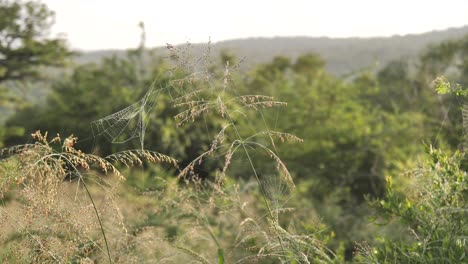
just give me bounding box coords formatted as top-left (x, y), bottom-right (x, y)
top-left (89, 40), bottom-right (222, 150)
top-left (259, 171), bottom-right (293, 212)
top-left (91, 41), bottom-right (236, 149)
top-left (91, 83), bottom-right (160, 149)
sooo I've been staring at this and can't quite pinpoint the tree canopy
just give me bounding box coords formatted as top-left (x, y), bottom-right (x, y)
top-left (0, 0), bottom-right (70, 83)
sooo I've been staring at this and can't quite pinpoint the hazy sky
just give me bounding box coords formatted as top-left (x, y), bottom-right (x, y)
top-left (43, 0), bottom-right (468, 51)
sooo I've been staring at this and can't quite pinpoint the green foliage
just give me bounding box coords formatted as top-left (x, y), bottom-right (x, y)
top-left (242, 53), bottom-right (428, 259)
top-left (0, 0), bottom-right (71, 83)
top-left (434, 76), bottom-right (452, 95)
top-left (2, 44), bottom-right (334, 263)
top-left (0, 125), bottom-right (22, 147)
top-left (0, 0), bottom-right (71, 148)
top-left (411, 35), bottom-right (468, 149)
top-left (5, 52), bottom-right (220, 175)
top-left (434, 76), bottom-right (468, 96)
top-left (292, 53), bottom-right (325, 77)
top-left (358, 147), bottom-right (467, 263)
top-left (2, 5), bottom-right (468, 260)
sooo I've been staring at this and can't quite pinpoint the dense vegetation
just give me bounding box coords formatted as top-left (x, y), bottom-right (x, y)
top-left (0, 1), bottom-right (467, 263)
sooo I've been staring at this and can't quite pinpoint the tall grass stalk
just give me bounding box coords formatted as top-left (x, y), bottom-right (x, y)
top-left (168, 45), bottom-right (331, 263)
top-left (0, 131), bottom-right (176, 262)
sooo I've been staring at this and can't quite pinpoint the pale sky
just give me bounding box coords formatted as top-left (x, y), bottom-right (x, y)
top-left (43, 0), bottom-right (468, 51)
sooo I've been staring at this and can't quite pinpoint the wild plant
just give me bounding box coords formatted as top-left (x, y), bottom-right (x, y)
top-left (163, 42), bottom-right (333, 263)
top-left (356, 78), bottom-right (468, 263)
top-left (0, 41), bottom-right (333, 263)
top-left (356, 147), bottom-right (467, 263)
top-left (0, 130), bottom-right (176, 262)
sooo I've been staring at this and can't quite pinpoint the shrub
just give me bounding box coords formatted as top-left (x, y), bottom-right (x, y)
top-left (357, 147), bottom-right (467, 263)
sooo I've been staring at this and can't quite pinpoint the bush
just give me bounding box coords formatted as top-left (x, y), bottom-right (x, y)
top-left (357, 147), bottom-right (467, 263)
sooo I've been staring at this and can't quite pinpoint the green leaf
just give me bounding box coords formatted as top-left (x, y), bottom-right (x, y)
top-left (217, 248), bottom-right (224, 264)
top-left (434, 76), bottom-right (451, 95)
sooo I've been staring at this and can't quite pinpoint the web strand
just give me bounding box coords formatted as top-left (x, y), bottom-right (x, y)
top-left (91, 82), bottom-right (160, 150)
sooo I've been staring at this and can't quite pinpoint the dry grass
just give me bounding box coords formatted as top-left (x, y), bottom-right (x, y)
top-left (0, 42), bottom-right (333, 263)
top-left (0, 131), bottom-right (177, 263)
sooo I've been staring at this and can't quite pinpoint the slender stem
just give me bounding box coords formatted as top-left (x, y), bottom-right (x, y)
top-left (81, 180), bottom-right (113, 264)
top-left (58, 156), bottom-right (113, 264)
top-left (0, 207), bottom-right (63, 263)
top-left (224, 110), bottom-right (286, 252)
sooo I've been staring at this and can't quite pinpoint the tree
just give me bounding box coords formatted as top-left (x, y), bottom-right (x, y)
top-left (0, 0), bottom-right (70, 146)
top-left (243, 54), bottom-right (429, 260)
top-left (0, 0), bottom-right (70, 82)
top-left (292, 53), bottom-right (325, 79)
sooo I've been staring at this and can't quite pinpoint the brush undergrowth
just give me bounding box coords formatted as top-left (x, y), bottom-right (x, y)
top-left (355, 79), bottom-right (468, 263)
top-left (355, 147), bottom-right (467, 263)
top-left (1, 43), bottom-right (466, 264)
top-left (0, 43), bottom-right (334, 263)
top-left (0, 131), bottom-right (177, 263)
top-left (164, 44), bottom-right (334, 263)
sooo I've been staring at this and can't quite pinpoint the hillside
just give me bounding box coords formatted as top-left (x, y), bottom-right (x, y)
top-left (3, 25), bottom-right (468, 124)
top-left (75, 25), bottom-right (468, 75)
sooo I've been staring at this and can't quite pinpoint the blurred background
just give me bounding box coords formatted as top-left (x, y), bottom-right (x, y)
top-left (1, 0), bottom-right (468, 262)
